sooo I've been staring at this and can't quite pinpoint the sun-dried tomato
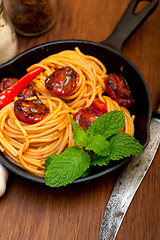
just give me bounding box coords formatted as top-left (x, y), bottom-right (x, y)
top-left (73, 106), bottom-right (104, 132)
top-left (92, 98), bottom-right (108, 113)
top-left (14, 98), bottom-right (50, 124)
top-left (0, 77), bottom-right (35, 100)
top-left (45, 67), bottom-right (78, 96)
top-left (104, 68), bottom-right (134, 108)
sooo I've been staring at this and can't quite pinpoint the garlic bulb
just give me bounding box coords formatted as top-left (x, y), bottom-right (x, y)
top-left (0, 163), bottom-right (9, 197)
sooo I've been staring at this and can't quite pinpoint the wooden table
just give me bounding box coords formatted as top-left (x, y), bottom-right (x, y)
top-left (1, 0), bottom-right (160, 239)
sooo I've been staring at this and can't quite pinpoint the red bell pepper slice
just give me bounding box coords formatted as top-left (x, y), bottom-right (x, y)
top-left (0, 67), bottom-right (43, 109)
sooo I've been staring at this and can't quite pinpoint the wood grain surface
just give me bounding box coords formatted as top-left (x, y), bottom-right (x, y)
top-left (0, 0), bottom-right (160, 239)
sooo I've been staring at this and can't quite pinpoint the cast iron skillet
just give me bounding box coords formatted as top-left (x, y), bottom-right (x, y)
top-left (0, 0), bottom-right (158, 184)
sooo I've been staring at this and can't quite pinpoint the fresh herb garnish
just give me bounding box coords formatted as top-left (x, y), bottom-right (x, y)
top-left (45, 110), bottom-right (144, 187)
top-left (45, 147), bottom-right (91, 187)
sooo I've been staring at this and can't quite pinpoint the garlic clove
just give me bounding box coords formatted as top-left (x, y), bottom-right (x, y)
top-left (0, 175), bottom-right (7, 197)
top-left (0, 163), bottom-right (9, 181)
top-left (0, 163), bottom-right (9, 197)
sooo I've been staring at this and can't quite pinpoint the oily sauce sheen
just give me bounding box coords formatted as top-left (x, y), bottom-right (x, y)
top-left (14, 99), bottom-right (50, 124)
top-left (45, 67), bottom-right (79, 96)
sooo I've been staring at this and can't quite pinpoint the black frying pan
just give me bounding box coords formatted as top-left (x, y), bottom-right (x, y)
top-left (0, 0), bottom-right (158, 184)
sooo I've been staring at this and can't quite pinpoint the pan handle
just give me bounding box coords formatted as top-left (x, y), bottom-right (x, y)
top-left (101, 0), bottom-right (159, 52)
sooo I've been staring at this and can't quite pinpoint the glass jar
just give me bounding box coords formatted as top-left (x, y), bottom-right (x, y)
top-left (0, 0), bottom-right (18, 65)
top-left (3, 0), bottom-right (57, 37)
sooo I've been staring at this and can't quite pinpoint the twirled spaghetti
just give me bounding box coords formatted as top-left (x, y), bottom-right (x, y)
top-left (28, 47), bottom-right (107, 113)
top-left (0, 96), bottom-right (74, 176)
top-left (0, 48), bottom-right (135, 177)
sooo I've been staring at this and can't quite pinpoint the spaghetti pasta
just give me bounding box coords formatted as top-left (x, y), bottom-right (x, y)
top-left (0, 48), bottom-right (135, 177)
top-left (28, 47), bottom-right (107, 113)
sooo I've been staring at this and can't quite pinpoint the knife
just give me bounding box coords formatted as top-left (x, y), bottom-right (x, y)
top-left (99, 101), bottom-right (160, 240)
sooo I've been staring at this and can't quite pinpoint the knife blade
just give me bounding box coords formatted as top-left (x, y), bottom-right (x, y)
top-left (99, 108), bottom-right (160, 240)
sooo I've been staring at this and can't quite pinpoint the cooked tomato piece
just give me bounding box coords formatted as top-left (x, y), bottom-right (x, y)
top-left (73, 107), bottom-right (104, 132)
top-left (104, 69), bottom-right (134, 108)
top-left (45, 67), bottom-right (78, 96)
top-left (0, 78), bottom-right (35, 99)
top-left (92, 98), bottom-right (107, 113)
top-left (14, 98), bottom-right (50, 124)
top-left (17, 84), bottom-right (35, 99)
top-left (0, 78), bottom-right (18, 91)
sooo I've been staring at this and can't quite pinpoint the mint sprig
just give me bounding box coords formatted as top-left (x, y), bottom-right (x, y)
top-left (70, 117), bottom-right (89, 147)
top-left (45, 110), bottom-right (144, 187)
top-left (45, 147), bottom-right (91, 187)
top-left (106, 132), bottom-right (144, 161)
top-left (86, 110), bottom-right (125, 139)
top-left (85, 135), bottom-right (111, 156)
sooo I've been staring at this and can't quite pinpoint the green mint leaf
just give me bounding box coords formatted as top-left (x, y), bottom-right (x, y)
top-left (91, 152), bottom-right (110, 167)
top-left (45, 146), bottom-right (91, 187)
top-left (85, 135), bottom-right (110, 157)
top-left (81, 168), bottom-right (91, 178)
top-left (86, 110), bottom-right (125, 139)
top-left (70, 117), bottom-right (89, 147)
top-left (45, 154), bottom-right (57, 170)
top-left (106, 132), bottom-right (144, 161)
